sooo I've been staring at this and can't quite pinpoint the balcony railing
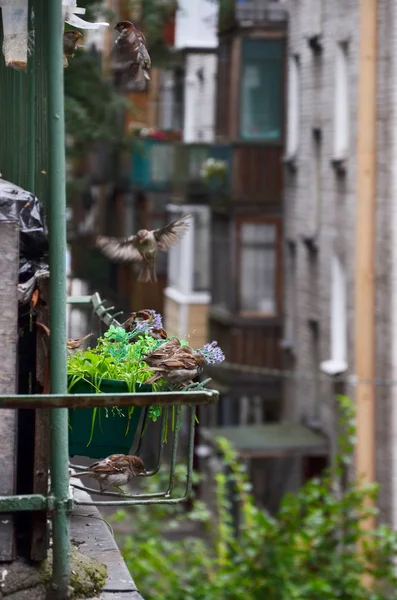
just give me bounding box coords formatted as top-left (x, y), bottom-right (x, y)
top-left (219, 0), bottom-right (288, 33)
top-left (130, 140), bottom-right (283, 205)
top-left (130, 140), bottom-right (232, 196)
top-left (131, 139), bottom-right (175, 191)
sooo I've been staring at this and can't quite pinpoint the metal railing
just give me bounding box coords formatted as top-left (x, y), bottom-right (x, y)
top-left (0, 289), bottom-right (218, 597)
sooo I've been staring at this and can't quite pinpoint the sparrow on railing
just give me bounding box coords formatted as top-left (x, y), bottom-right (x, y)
top-left (67, 333), bottom-right (94, 352)
top-left (143, 339), bottom-right (207, 389)
top-left (71, 454), bottom-right (146, 494)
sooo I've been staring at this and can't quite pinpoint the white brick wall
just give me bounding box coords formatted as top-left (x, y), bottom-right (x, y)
top-left (183, 53), bottom-right (218, 143)
top-left (283, 0), bottom-right (395, 522)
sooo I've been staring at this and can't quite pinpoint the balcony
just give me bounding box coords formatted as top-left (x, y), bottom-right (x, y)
top-left (131, 139), bottom-right (175, 192)
top-left (207, 309), bottom-right (283, 395)
top-left (130, 140), bottom-right (283, 206)
top-left (219, 0), bottom-right (288, 33)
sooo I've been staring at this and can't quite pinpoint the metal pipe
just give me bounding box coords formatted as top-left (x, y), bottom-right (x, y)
top-left (0, 390), bottom-right (219, 409)
top-left (0, 494), bottom-right (50, 512)
top-left (27, 0), bottom-right (36, 193)
top-left (47, 0), bottom-right (70, 596)
top-left (354, 0), bottom-right (378, 533)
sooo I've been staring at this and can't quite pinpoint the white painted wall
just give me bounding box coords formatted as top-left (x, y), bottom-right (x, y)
top-left (183, 53), bottom-right (218, 142)
top-left (174, 0), bottom-right (218, 50)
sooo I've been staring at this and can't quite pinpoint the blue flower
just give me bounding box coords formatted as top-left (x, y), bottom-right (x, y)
top-left (196, 341), bottom-right (226, 365)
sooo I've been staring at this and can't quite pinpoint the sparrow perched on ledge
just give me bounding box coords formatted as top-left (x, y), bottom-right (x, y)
top-left (144, 339), bottom-right (207, 389)
top-left (122, 309), bottom-right (168, 340)
top-left (72, 454), bottom-right (146, 494)
top-left (113, 20), bottom-right (151, 86)
top-left (96, 214), bottom-right (191, 283)
top-left (67, 333), bottom-right (94, 352)
top-left (63, 30), bottom-right (83, 68)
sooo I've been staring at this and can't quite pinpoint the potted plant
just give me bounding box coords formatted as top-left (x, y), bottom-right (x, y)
top-left (67, 311), bottom-right (225, 459)
top-left (200, 157), bottom-right (228, 190)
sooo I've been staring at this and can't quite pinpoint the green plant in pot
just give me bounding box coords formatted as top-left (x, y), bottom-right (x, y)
top-left (67, 311), bottom-right (167, 459)
top-left (67, 311), bottom-right (225, 459)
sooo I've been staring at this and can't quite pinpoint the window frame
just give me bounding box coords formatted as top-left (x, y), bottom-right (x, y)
top-left (166, 204), bottom-right (211, 298)
top-left (239, 37), bottom-right (284, 143)
top-left (286, 53), bottom-right (300, 159)
top-left (236, 216), bottom-right (282, 317)
top-left (333, 41), bottom-right (349, 160)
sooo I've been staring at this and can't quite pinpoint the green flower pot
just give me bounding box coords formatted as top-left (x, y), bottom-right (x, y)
top-left (68, 378), bottom-right (151, 459)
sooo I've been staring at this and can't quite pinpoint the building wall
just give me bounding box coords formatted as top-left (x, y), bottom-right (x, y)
top-left (174, 0), bottom-right (218, 50)
top-left (164, 297), bottom-right (209, 349)
top-left (284, 0), bottom-right (393, 520)
top-left (183, 53), bottom-right (218, 143)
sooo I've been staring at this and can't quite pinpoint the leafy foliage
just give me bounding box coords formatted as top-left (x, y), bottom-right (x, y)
top-left (118, 396), bottom-right (397, 600)
top-left (67, 325), bottom-right (166, 393)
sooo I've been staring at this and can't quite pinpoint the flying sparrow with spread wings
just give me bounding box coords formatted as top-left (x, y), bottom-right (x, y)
top-left (143, 339), bottom-right (207, 389)
top-left (63, 30), bottom-right (83, 68)
top-left (96, 214), bottom-right (191, 283)
top-left (113, 20), bottom-right (151, 86)
top-left (71, 454), bottom-right (146, 494)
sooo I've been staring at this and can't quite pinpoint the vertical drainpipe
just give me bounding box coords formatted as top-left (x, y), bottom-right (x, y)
top-left (354, 0), bottom-right (377, 533)
top-left (391, 2), bottom-right (397, 530)
top-left (47, 0), bottom-right (70, 596)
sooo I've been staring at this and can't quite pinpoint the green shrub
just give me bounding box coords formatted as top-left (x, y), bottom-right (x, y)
top-left (116, 396), bottom-right (397, 600)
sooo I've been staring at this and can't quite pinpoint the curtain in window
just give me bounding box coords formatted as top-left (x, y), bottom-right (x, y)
top-left (240, 39), bottom-right (283, 141)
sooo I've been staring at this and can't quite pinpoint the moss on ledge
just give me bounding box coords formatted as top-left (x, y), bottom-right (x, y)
top-left (40, 545), bottom-right (107, 598)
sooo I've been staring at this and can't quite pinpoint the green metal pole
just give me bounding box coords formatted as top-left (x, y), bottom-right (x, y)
top-left (27, 0), bottom-right (36, 193)
top-left (47, 1), bottom-right (70, 597)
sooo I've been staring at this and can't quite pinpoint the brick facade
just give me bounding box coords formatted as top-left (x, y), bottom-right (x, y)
top-left (284, 0), bottom-right (394, 522)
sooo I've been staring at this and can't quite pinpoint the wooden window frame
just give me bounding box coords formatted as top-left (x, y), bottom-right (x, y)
top-left (236, 216), bottom-right (282, 317)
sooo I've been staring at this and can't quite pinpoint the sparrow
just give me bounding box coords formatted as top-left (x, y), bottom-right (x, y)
top-left (122, 310), bottom-right (168, 340)
top-left (71, 454), bottom-right (146, 494)
top-left (144, 340), bottom-right (207, 389)
top-left (96, 214), bottom-right (191, 283)
top-left (67, 332), bottom-right (94, 351)
top-left (63, 30), bottom-right (83, 68)
top-left (113, 20), bottom-right (151, 85)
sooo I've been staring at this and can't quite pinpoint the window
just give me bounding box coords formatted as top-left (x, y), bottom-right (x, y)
top-left (286, 54), bottom-right (300, 158)
top-left (310, 129), bottom-right (322, 230)
top-left (238, 220), bottom-right (281, 315)
top-left (212, 215), bottom-right (230, 310)
top-left (193, 209), bottom-right (210, 291)
top-left (333, 42), bottom-right (349, 159)
top-left (320, 254), bottom-right (347, 374)
top-left (167, 206), bottom-right (210, 294)
top-left (284, 242), bottom-right (297, 345)
top-left (240, 39), bottom-right (283, 141)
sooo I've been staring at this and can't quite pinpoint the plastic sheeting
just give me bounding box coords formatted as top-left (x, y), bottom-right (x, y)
top-left (0, 179), bottom-right (49, 304)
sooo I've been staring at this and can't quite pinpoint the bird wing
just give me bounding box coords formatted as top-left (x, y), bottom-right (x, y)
top-left (153, 214), bottom-right (192, 251)
top-left (96, 236), bottom-right (143, 263)
top-left (88, 454), bottom-right (127, 474)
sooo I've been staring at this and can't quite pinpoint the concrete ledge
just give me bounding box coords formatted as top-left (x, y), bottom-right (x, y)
top-left (71, 487), bottom-right (144, 600)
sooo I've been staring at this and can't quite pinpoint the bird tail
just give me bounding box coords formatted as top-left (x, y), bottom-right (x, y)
top-left (145, 372), bottom-right (162, 385)
top-left (70, 471), bottom-right (95, 479)
top-left (138, 262), bottom-right (157, 283)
